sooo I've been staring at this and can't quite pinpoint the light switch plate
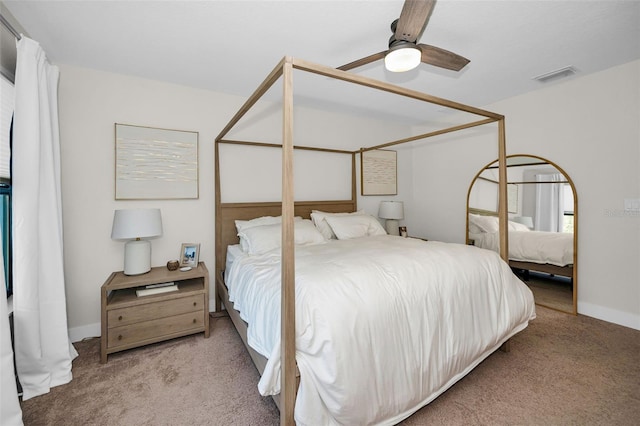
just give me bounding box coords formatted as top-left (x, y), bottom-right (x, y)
top-left (624, 198), bottom-right (640, 212)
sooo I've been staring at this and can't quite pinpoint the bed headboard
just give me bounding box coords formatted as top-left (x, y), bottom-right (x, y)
top-left (215, 200), bottom-right (356, 278)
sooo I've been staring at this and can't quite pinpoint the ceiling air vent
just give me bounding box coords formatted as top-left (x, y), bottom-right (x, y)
top-left (532, 66), bottom-right (577, 83)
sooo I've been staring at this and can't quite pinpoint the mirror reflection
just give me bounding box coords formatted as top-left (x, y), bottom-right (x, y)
top-left (467, 155), bottom-right (577, 314)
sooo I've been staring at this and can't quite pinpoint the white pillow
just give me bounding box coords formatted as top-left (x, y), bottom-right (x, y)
top-left (310, 210), bottom-right (365, 240)
top-left (509, 220), bottom-right (531, 232)
top-left (468, 213), bottom-right (499, 233)
top-left (468, 222), bottom-right (484, 234)
top-left (237, 219), bottom-right (325, 255)
top-left (235, 215), bottom-right (304, 233)
top-left (324, 214), bottom-right (387, 240)
top-left (235, 216), bottom-right (302, 251)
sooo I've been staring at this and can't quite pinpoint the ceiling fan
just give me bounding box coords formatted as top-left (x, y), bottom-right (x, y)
top-left (337, 0), bottom-right (469, 73)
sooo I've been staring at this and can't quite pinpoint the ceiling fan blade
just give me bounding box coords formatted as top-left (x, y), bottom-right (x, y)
top-left (418, 43), bottom-right (470, 71)
top-left (395, 0), bottom-right (436, 43)
top-left (337, 51), bottom-right (387, 71)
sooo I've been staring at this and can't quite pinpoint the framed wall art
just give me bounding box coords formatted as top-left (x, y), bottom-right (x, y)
top-left (361, 149), bottom-right (397, 196)
top-left (115, 123), bottom-right (199, 200)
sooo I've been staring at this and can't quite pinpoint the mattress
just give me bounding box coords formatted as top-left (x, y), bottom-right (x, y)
top-left (225, 235), bottom-right (536, 425)
top-left (470, 230), bottom-right (573, 266)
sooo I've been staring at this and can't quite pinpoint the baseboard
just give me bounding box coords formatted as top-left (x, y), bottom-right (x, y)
top-left (68, 299), bottom-right (222, 343)
top-left (579, 301), bottom-right (640, 331)
top-left (68, 322), bottom-right (101, 343)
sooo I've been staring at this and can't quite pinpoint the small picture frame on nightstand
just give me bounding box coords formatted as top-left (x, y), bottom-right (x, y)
top-left (180, 243), bottom-right (200, 267)
top-left (399, 226), bottom-right (408, 237)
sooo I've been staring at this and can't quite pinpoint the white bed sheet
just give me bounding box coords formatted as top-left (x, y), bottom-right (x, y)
top-left (225, 244), bottom-right (244, 278)
top-left (225, 235), bottom-right (535, 425)
top-left (470, 230), bottom-right (573, 266)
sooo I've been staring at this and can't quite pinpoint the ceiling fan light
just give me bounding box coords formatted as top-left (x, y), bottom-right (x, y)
top-left (385, 45), bottom-right (421, 72)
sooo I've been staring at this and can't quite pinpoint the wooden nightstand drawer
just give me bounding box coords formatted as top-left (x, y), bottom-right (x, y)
top-left (107, 311), bottom-right (205, 349)
top-left (107, 294), bottom-right (204, 328)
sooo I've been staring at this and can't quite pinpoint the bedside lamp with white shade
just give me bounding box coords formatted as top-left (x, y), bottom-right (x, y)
top-left (111, 208), bottom-right (163, 275)
top-left (511, 216), bottom-right (534, 230)
top-left (378, 201), bottom-right (404, 236)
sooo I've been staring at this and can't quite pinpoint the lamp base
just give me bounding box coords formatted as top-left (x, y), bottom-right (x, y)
top-left (385, 219), bottom-right (400, 236)
top-left (123, 240), bottom-right (151, 275)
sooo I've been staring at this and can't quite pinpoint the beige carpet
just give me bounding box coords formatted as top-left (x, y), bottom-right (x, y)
top-left (20, 307), bottom-right (640, 425)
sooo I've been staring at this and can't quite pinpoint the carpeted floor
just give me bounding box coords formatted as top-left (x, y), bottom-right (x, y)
top-left (20, 306), bottom-right (640, 425)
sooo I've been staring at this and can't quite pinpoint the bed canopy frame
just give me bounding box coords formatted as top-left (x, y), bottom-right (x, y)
top-left (214, 56), bottom-right (508, 425)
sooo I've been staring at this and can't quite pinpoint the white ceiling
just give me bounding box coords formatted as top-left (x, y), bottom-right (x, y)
top-left (3, 0), bottom-right (640, 124)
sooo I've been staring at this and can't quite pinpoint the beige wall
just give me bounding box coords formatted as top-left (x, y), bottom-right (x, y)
top-left (57, 65), bottom-right (411, 340)
top-left (408, 60), bottom-right (640, 329)
top-left (58, 60), bottom-right (639, 340)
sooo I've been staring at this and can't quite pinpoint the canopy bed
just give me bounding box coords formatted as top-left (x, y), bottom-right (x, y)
top-left (214, 57), bottom-right (535, 425)
top-left (467, 155), bottom-right (578, 314)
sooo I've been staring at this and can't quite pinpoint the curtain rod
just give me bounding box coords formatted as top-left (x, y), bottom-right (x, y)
top-left (0, 13), bottom-right (22, 40)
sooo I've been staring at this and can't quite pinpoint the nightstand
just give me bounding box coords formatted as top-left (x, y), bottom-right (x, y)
top-left (100, 262), bottom-right (209, 363)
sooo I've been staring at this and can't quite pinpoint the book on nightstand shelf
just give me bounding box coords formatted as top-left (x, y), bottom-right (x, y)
top-left (145, 281), bottom-right (175, 289)
top-left (136, 284), bottom-right (178, 297)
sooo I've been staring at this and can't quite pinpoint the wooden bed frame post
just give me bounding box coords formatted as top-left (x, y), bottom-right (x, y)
top-left (498, 118), bottom-right (508, 262)
top-left (498, 118), bottom-right (510, 352)
top-left (281, 57), bottom-right (297, 426)
top-left (214, 140), bottom-right (221, 311)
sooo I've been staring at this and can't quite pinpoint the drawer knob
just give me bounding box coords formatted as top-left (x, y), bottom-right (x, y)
top-left (118, 335), bottom-right (123, 341)
top-left (192, 319), bottom-right (196, 324)
top-left (118, 315), bottom-right (123, 321)
top-left (193, 302), bottom-right (197, 307)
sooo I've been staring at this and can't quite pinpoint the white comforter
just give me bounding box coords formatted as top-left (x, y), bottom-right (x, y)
top-left (225, 235), bottom-right (535, 425)
top-left (470, 230), bottom-right (574, 266)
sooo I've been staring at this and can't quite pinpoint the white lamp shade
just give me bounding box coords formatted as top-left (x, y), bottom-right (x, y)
top-left (111, 208), bottom-right (162, 275)
top-left (385, 45), bottom-right (421, 72)
top-left (512, 216), bottom-right (534, 229)
top-left (378, 201), bottom-right (404, 220)
top-left (379, 201), bottom-right (404, 236)
top-left (111, 208), bottom-right (163, 240)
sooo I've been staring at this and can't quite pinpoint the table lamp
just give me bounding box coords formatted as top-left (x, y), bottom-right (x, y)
top-left (111, 208), bottom-right (162, 275)
top-left (378, 201), bottom-right (404, 236)
top-left (511, 216), bottom-right (534, 230)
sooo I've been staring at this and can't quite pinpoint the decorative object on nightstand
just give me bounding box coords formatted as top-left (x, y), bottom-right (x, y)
top-left (166, 260), bottom-right (180, 271)
top-left (111, 208), bottom-right (163, 275)
top-left (379, 201), bottom-right (404, 236)
top-left (511, 216), bottom-right (534, 230)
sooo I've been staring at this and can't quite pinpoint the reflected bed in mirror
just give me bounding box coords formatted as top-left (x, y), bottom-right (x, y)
top-left (467, 155), bottom-right (578, 315)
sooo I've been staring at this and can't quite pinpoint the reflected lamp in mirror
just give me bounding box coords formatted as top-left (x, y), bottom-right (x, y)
top-left (512, 216), bottom-right (534, 230)
top-left (379, 201), bottom-right (404, 236)
top-left (111, 208), bottom-right (163, 275)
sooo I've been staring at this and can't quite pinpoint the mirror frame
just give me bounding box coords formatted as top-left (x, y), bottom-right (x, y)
top-left (466, 154), bottom-right (578, 315)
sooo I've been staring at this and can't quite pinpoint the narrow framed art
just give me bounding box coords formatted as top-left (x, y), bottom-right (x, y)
top-left (361, 149), bottom-right (397, 196)
top-left (115, 123), bottom-right (199, 200)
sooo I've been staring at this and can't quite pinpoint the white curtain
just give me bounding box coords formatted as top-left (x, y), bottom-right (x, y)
top-left (12, 36), bottom-right (77, 401)
top-left (1, 249), bottom-right (22, 425)
top-left (534, 173), bottom-right (565, 232)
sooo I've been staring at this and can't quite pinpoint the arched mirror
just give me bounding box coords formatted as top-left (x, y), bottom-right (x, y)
top-left (467, 154), bottom-right (577, 315)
